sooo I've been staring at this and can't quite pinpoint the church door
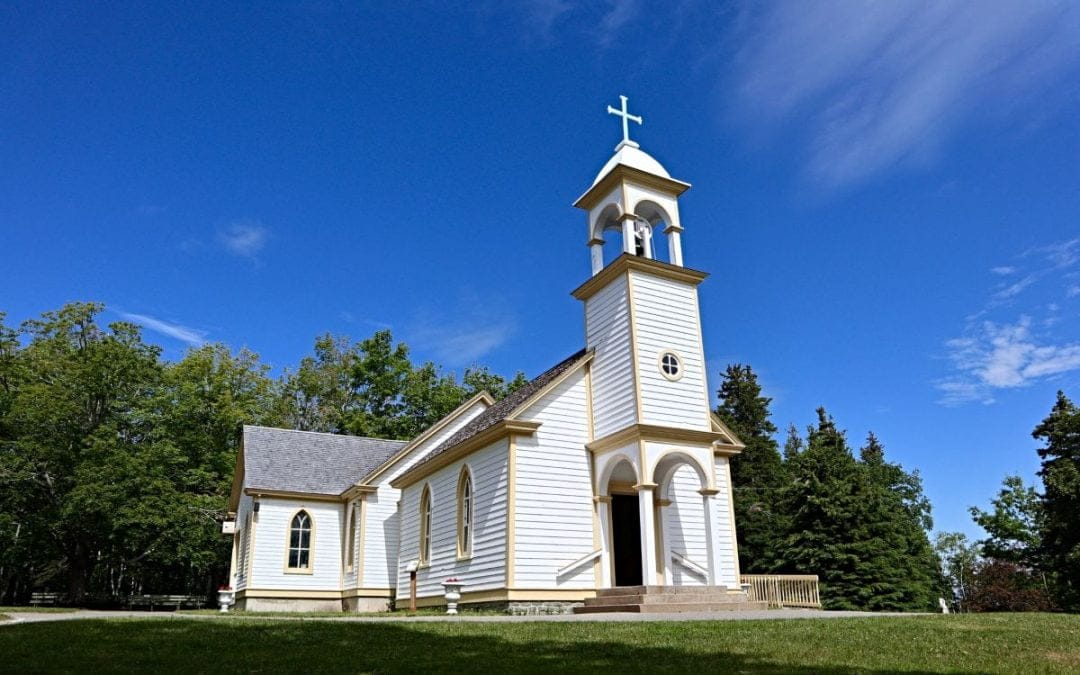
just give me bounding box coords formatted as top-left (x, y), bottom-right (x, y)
top-left (611, 494), bottom-right (643, 586)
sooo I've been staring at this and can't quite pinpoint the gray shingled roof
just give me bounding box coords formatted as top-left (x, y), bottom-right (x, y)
top-left (243, 426), bottom-right (407, 495)
top-left (405, 348), bottom-right (590, 475)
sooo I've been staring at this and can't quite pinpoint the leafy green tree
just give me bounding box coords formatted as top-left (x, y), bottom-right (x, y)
top-left (934, 531), bottom-right (980, 612)
top-left (782, 423), bottom-right (803, 460)
top-left (6, 303), bottom-right (163, 601)
top-left (714, 364), bottom-right (785, 573)
top-left (276, 333), bottom-right (360, 433)
top-left (970, 475), bottom-right (1043, 569)
top-left (1032, 391), bottom-right (1080, 610)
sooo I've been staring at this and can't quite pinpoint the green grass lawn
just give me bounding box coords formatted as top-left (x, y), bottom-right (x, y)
top-left (0, 606), bottom-right (78, 613)
top-left (0, 613), bottom-right (1077, 673)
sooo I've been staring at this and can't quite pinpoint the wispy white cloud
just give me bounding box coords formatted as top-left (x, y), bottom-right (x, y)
top-left (938, 317), bottom-right (1080, 405)
top-left (408, 291), bottom-right (515, 365)
top-left (597, 0), bottom-right (641, 47)
top-left (118, 312), bottom-right (206, 346)
top-left (218, 220), bottom-right (268, 258)
top-left (728, 2), bottom-right (1080, 187)
top-left (993, 274), bottom-right (1037, 300)
top-left (940, 236), bottom-right (1080, 404)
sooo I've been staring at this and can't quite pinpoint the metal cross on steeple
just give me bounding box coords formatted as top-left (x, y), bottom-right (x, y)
top-left (607, 95), bottom-right (642, 149)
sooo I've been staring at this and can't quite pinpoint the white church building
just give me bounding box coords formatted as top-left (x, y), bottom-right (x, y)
top-left (226, 98), bottom-right (752, 613)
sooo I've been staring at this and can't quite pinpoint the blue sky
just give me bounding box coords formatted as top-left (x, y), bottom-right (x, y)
top-left (4, 2), bottom-right (1080, 540)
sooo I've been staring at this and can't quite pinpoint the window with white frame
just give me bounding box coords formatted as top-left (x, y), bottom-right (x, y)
top-left (659, 351), bottom-right (682, 380)
top-left (287, 510), bottom-right (313, 570)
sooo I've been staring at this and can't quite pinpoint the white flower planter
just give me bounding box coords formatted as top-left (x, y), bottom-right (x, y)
top-left (218, 590), bottom-right (235, 613)
top-left (442, 582), bottom-right (462, 615)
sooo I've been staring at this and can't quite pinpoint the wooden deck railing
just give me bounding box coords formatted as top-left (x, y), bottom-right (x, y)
top-left (740, 574), bottom-right (821, 609)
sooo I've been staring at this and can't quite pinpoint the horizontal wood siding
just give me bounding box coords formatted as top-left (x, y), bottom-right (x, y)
top-left (629, 271), bottom-right (709, 430)
top-left (233, 495), bottom-right (254, 591)
top-left (663, 464), bottom-right (709, 585)
top-left (362, 402), bottom-right (488, 590)
top-left (249, 497), bottom-right (342, 591)
top-left (514, 369), bottom-right (595, 589)
top-left (585, 275), bottom-right (637, 437)
top-left (712, 456), bottom-right (740, 587)
top-left (396, 439), bottom-right (509, 599)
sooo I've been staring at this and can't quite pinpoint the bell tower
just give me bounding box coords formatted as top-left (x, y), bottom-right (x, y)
top-left (572, 96), bottom-right (713, 440)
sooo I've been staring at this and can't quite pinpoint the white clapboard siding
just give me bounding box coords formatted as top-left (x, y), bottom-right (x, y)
top-left (233, 494), bottom-right (254, 591)
top-left (396, 439), bottom-right (509, 599)
top-left (629, 270), bottom-right (710, 430)
top-left (361, 401), bottom-right (488, 589)
top-left (585, 275), bottom-right (638, 437)
top-left (712, 455), bottom-right (740, 587)
top-left (514, 368), bottom-right (595, 589)
top-left (248, 497), bottom-right (343, 591)
top-left (663, 464), bottom-right (709, 586)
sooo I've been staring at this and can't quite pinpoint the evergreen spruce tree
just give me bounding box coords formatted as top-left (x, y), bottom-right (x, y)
top-left (714, 364), bottom-right (785, 573)
top-left (775, 409), bottom-right (940, 610)
top-left (1033, 391), bottom-right (1080, 610)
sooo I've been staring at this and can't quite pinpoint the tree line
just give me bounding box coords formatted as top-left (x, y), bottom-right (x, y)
top-left (0, 302), bottom-right (524, 604)
top-left (935, 391), bottom-right (1079, 613)
top-left (2, 302), bottom-right (1074, 612)
top-left (715, 365), bottom-right (944, 611)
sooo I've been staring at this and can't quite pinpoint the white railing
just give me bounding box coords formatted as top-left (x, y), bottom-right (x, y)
top-left (671, 550), bottom-right (709, 579)
top-left (556, 550), bottom-right (602, 578)
top-left (740, 574), bottom-right (821, 608)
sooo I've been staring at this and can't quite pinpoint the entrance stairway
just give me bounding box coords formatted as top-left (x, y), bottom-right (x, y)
top-left (573, 585), bottom-right (769, 614)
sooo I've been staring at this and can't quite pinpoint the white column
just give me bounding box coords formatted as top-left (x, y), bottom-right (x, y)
top-left (700, 489), bottom-right (722, 586)
top-left (637, 485), bottom-right (659, 585)
top-left (622, 217), bottom-right (635, 254)
top-left (597, 497), bottom-right (612, 588)
top-left (589, 240), bottom-right (604, 275)
top-left (666, 227), bottom-right (683, 267)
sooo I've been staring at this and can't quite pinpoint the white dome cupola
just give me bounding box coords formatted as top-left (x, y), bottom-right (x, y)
top-left (574, 95), bottom-right (691, 276)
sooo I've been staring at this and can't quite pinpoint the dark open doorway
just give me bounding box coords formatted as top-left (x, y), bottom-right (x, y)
top-left (611, 494), bottom-right (643, 587)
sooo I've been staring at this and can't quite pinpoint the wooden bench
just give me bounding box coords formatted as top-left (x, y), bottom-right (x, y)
top-left (29, 592), bottom-right (61, 606)
top-left (127, 594), bottom-right (207, 611)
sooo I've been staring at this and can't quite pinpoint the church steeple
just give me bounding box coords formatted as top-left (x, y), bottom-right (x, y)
top-left (574, 96), bottom-right (691, 276)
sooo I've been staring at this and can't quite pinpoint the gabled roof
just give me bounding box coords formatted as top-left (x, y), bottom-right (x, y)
top-left (396, 348), bottom-right (591, 482)
top-left (241, 425), bottom-right (407, 497)
top-left (358, 391), bottom-right (494, 485)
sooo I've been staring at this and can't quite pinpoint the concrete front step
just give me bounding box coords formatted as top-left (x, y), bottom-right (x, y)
top-left (584, 592), bottom-right (749, 607)
top-left (574, 600), bottom-right (769, 614)
top-left (595, 585), bottom-right (733, 598)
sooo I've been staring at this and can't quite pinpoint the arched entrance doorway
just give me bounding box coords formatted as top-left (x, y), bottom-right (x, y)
top-left (605, 460), bottom-right (642, 587)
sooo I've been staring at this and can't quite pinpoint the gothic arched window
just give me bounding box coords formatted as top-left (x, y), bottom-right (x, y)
top-left (287, 510), bottom-right (313, 571)
top-left (457, 469), bottom-right (473, 558)
top-left (419, 485), bottom-right (433, 565)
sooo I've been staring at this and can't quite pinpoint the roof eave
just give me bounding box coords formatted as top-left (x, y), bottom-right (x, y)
top-left (390, 420), bottom-right (541, 489)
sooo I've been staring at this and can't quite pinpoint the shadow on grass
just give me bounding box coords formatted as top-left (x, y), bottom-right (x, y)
top-left (0, 618), bottom-right (945, 674)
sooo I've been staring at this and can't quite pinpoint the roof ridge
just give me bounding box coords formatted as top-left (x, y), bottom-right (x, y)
top-left (244, 424), bottom-right (407, 444)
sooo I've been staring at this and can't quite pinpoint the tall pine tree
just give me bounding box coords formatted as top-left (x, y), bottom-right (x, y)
top-left (1033, 391), bottom-right (1080, 610)
top-left (714, 364), bottom-right (785, 573)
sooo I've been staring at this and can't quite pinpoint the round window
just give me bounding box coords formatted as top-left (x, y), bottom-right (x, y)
top-left (659, 352), bottom-right (682, 380)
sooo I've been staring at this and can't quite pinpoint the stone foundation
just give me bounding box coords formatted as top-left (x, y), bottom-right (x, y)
top-left (343, 596), bottom-right (392, 613)
top-left (238, 597), bottom-right (342, 613)
top-left (455, 600), bottom-right (583, 615)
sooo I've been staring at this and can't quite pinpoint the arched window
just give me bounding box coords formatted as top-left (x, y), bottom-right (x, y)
top-left (457, 469), bottom-right (473, 558)
top-left (287, 510), bottom-right (313, 571)
top-left (345, 502), bottom-right (357, 572)
top-left (419, 486), bottom-right (432, 565)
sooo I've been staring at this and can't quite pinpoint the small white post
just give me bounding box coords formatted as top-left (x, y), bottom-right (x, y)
top-left (637, 485), bottom-right (659, 585)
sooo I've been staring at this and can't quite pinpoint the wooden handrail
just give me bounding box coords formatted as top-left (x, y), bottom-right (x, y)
top-left (671, 550), bottom-right (708, 578)
top-left (556, 549), bottom-right (602, 578)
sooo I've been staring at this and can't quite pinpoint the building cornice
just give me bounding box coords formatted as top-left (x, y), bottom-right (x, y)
top-left (390, 420), bottom-right (541, 489)
top-left (571, 254), bottom-right (707, 302)
top-left (573, 164), bottom-right (690, 211)
top-left (585, 423), bottom-right (742, 456)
